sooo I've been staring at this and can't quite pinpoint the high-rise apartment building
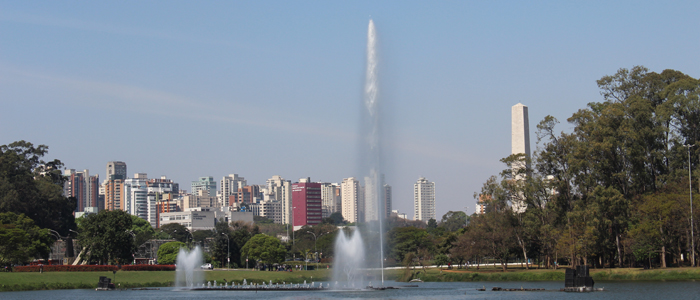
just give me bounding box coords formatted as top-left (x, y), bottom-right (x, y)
top-left (63, 169), bottom-right (100, 213)
top-left (341, 177), bottom-right (361, 223)
top-left (237, 185), bottom-right (261, 205)
top-left (259, 200), bottom-right (282, 224)
top-left (220, 174), bottom-right (246, 207)
top-left (87, 173), bottom-right (99, 209)
top-left (63, 169), bottom-right (85, 212)
top-left (414, 177), bottom-right (435, 222)
top-left (320, 182), bottom-right (340, 218)
top-left (105, 174), bottom-right (125, 211)
top-left (106, 161), bottom-right (127, 180)
top-left (191, 177), bottom-right (217, 198)
top-left (292, 178), bottom-right (322, 229)
top-left (266, 175), bottom-right (292, 224)
top-left (124, 173), bottom-right (149, 221)
top-left (148, 177), bottom-right (177, 228)
top-left (103, 161), bottom-right (127, 211)
top-left (182, 190), bottom-right (218, 210)
top-left (383, 184), bottom-right (392, 218)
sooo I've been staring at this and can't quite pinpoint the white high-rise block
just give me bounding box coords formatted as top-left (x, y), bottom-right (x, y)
top-left (341, 177), bottom-right (361, 223)
top-left (414, 177), bottom-right (435, 222)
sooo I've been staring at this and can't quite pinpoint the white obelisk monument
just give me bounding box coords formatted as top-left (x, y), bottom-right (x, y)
top-left (511, 103), bottom-right (530, 213)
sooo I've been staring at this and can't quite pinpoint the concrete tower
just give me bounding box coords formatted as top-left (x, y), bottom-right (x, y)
top-left (511, 103), bottom-right (531, 170)
top-left (511, 103), bottom-right (531, 213)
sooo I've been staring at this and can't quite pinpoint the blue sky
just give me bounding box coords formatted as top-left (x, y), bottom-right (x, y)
top-left (1, 1), bottom-right (699, 219)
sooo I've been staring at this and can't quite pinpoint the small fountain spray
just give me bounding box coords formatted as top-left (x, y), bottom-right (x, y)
top-left (175, 246), bottom-right (204, 289)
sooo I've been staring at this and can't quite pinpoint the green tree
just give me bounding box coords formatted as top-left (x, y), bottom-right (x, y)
top-left (0, 141), bottom-right (76, 235)
top-left (434, 253), bottom-right (450, 268)
top-left (130, 215), bottom-right (155, 247)
top-left (328, 212), bottom-right (346, 225)
top-left (427, 218), bottom-right (437, 230)
top-left (192, 230), bottom-right (215, 247)
top-left (0, 212), bottom-right (53, 266)
top-left (439, 211), bottom-right (467, 232)
top-left (77, 209), bottom-right (134, 265)
top-left (241, 234), bottom-right (286, 265)
top-left (158, 223), bottom-right (190, 243)
top-left (465, 210), bottom-right (517, 271)
top-left (157, 241), bottom-right (186, 265)
top-left (387, 227), bottom-right (434, 262)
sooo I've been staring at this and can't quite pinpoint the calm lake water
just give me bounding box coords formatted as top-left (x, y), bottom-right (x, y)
top-left (3, 281), bottom-right (700, 299)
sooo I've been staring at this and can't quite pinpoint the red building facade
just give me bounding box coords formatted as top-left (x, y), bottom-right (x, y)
top-left (292, 181), bottom-right (322, 228)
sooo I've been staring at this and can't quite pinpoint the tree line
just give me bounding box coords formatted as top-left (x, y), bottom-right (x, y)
top-left (462, 66), bottom-right (700, 269)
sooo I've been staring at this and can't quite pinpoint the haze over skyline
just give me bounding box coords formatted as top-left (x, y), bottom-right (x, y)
top-left (1, 1), bottom-right (699, 219)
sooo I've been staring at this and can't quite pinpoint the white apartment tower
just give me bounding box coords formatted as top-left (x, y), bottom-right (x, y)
top-left (124, 173), bottom-right (149, 222)
top-left (414, 177), bottom-right (435, 222)
top-left (266, 175), bottom-right (292, 224)
top-left (220, 174), bottom-right (246, 207)
top-left (320, 182), bottom-right (340, 218)
top-left (341, 177), bottom-right (362, 223)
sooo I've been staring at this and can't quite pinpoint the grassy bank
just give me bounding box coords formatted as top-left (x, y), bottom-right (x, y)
top-left (403, 266), bottom-right (700, 282)
top-left (0, 269), bottom-right (331, 292)
top-left (3, 267), bottom-right (699, 292)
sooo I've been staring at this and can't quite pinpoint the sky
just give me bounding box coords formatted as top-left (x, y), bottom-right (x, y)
top-left (1, 1), bottom-right (699, 220)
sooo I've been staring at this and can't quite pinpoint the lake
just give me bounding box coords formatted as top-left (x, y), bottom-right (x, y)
top-left (2, 281), bottom-right (699, 299)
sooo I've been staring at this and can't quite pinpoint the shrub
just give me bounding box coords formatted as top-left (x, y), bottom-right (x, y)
top-left (121, 264), bottom-right (175, 271)
top-left (14, 265), bottom-right (118, 272)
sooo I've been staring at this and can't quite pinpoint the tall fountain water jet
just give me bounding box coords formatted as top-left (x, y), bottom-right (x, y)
top-left (175, 246), bottom-right (204, 289)
top-left (332, 18), bottom-right (386, 290)
top-left (362, 18), bottom-right (385, 286)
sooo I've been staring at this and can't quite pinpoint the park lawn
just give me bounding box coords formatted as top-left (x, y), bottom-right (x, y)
top-left (0, 271), bottom-right (175, 291)
top-left (4, 266), bottom-right (700, 291)
top-left (402, 266), bottom-right (700, 282)
top-left (0, 269), bottom-right (334, 291)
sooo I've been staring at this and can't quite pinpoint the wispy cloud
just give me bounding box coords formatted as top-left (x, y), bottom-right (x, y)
top-left (0, 9), bottom-right (256, 50)
top-left (1, 64), bottom-right (352, 140)
top-left (1, 63), bottom-right (485, 167)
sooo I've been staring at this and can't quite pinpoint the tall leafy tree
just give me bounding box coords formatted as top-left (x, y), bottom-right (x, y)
top-left (439, 211), bottom-right (467, 232)
top-left (241, 234), bottom-right (286, 264)
top-left (77, 209), bottom-right (134, 265)
top-left (0, 141), bottom-right (76, 235)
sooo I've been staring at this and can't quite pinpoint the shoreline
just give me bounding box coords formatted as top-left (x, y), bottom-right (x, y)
top-left (2, 267), bottom-right (699, 292)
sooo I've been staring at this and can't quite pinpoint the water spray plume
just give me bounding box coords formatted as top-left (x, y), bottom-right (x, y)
top-left (332, 18), bottom-right (386, 289)
top-left (175, 246), bottom-right (204, 289)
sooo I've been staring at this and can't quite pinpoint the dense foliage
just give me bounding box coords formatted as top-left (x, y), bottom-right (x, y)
top-left (77, 209), bottom-right (135, 265)
top-left (0, 212), bottom-right (53, 266)
top-left (156, 241), bottom-right (186, 265)
top-left (0, 141), bottom-right (76, 236)
top-left (241, 234), bottom-right (286, 264)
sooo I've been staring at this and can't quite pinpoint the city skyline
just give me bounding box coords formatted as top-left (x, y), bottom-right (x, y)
top-left (2, 1), bottom-right (699, 219)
